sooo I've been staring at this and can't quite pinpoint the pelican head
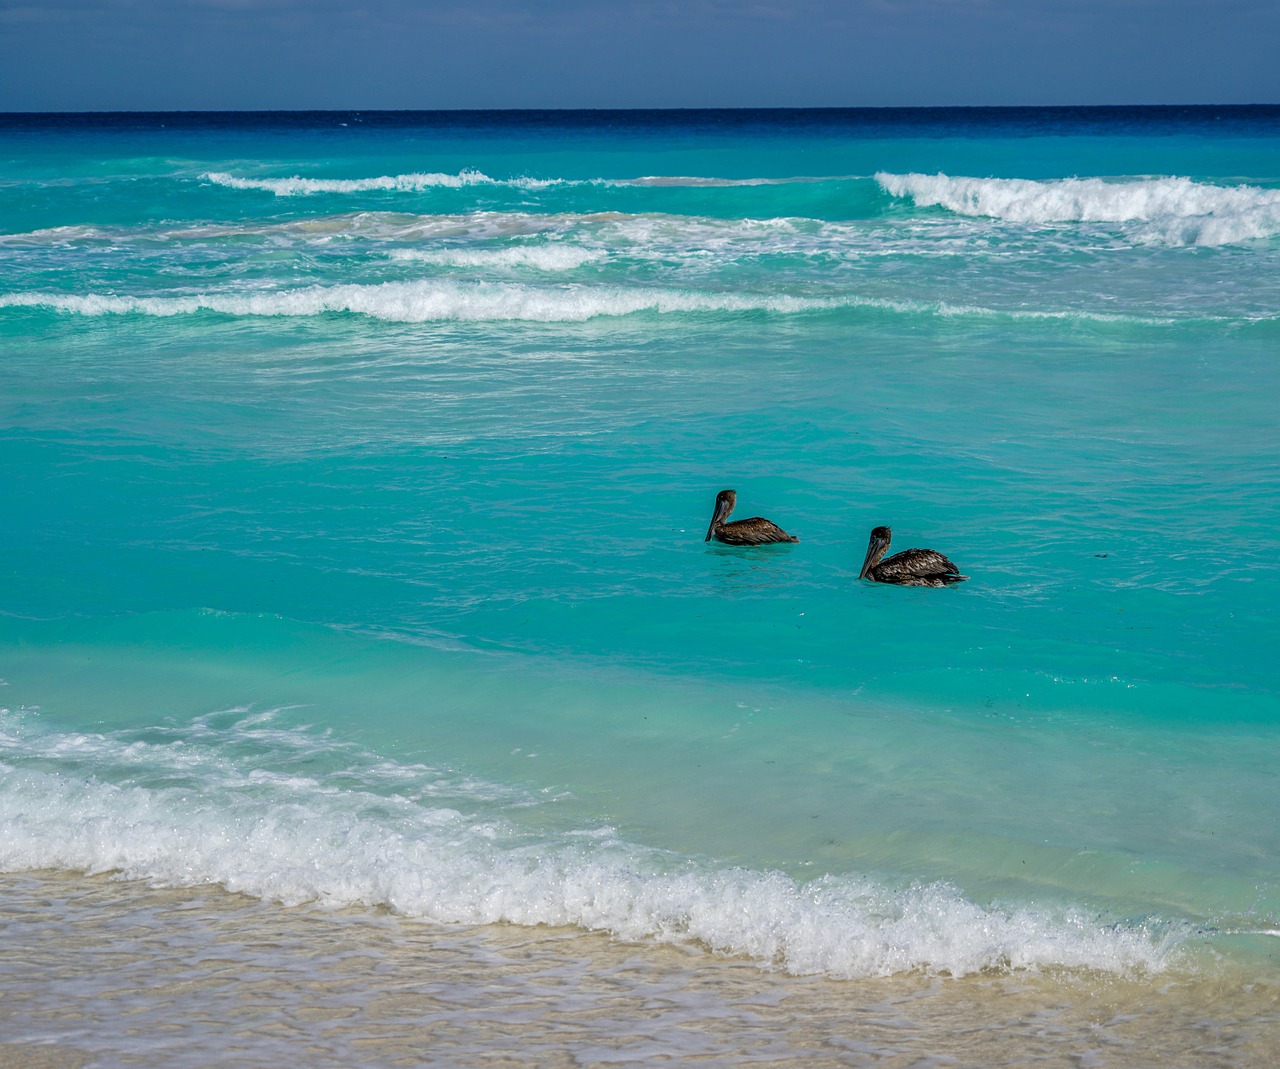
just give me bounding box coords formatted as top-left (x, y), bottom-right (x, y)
top-left (705, 489), bottom-right (737, 541)
top-left (859, 525), bottom-right (892, 579)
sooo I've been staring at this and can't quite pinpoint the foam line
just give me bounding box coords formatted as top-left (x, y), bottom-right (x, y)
top-left (0, 707), bottom-right (1183, 980)
top-left (0, 283), bottom-right (1199, 326)
top-left (387, 245), bottom-right (607, 270)
top-left (202, 170), bottom-right (564, 195)
top-left (201, 171), bottom-right (854, 196)
top-left (0, 280), bottom-right (837, 322)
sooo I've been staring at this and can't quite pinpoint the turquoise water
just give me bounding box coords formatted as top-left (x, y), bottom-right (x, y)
top-left (2, 109), bottom-right (1279, 992)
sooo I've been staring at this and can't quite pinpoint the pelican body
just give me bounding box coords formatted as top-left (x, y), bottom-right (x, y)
top-left (705, 489), bottom-right (799, 546)
top-left (859, 525), bottom-right (966, 586)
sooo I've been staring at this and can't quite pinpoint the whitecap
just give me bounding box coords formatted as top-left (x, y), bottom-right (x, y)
top-left (0, 282), bottom-right (1198, 326)
top-left (202, 170), bottom-right (564, 196)
top-left (0, 280), bottom-right (837, 322)
top-left (202, 171), bottom-right (853, 196)
top-left (876, 172), bottom-right (1280, 246)
top-left (620, 175), bottom-right (841, 188)
top-left (388, 245), bottom-right (607, 271)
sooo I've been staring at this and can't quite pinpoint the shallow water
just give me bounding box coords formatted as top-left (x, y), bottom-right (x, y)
top-left (2, 108), bottom-right (1279, 1058)
top-left (2, 872), bottom-right (1278, 1069)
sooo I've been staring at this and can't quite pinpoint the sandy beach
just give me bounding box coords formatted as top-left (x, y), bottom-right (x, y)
top-left (2, 870), bottom-right (1277, 1067)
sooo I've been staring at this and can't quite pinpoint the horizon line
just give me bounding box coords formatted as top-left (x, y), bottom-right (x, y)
top-left (4, 103), bottom-right (1280, 117)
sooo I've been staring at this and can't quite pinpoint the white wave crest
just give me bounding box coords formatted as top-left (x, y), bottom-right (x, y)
top-left (622, 175), bottom-right (837, 188)
top-left (0, 280), bottom-right (834, 323)
top-left (0, 708), bottom-right (1181, 980)
top-left (202, 171), bottom-right (849, 197)
top-left (388, 245), bottom-right (607, 271)
top-left (0, 284), bottom-right (1189, 327)
top-left (876, 172), bottom-right (1280, 246)
top-left (203, 170), bottom-right (563, 196)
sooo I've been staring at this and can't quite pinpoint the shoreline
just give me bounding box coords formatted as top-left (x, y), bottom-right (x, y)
top-left (1, 870), bottom-right (1277, 1067)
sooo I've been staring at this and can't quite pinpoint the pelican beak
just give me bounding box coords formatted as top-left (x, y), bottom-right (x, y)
top-left (859, 531), bottom-right (889, 579)
top-left (705, 495), bottom-right (730, 541)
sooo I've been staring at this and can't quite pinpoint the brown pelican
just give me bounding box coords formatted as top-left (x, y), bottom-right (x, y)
top-left (859, 526), bottom-right (967, 586)
top-left (705, 489), bottom-right (799, 545)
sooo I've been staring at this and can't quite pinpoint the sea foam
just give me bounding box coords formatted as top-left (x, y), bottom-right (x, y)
top-left (201, 171), bottom-right (842, 197)
top-left (203, 170), bottom-right (564, 196)
top-left (0, 707), bottom-right (1182, 980)
top-left (0, 224), bottom-right (110, 245)
top-left (388, 245), bottom-right (607, 271)
top-left (876, 172), bottom-right (1280, 246)
top-left (0, 284), bottom-right (1191, 327)
top-left (0, 280), bottom-right (837, 322)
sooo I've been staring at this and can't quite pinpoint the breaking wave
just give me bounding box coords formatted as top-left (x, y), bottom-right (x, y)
top-left (0, 706), bottom-right (1183, 980)
top-left (201, 171), bottom-right (852, 197)
top-left (0, 280), bottom-right (837, 322)
top-left (202, 170), bottom-right (565, 195)
top-left (624, 175), bottom-right (839, 187)
top-left (876, 172), bottom-right (1280, 246)
top-left (388, 245), bottom-right (607, 271)
top-left (0, 283), bottom-right (1198, 326)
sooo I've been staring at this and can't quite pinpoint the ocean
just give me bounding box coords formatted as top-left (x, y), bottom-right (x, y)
top-left (1, 107), bottom-right (1278, 1066)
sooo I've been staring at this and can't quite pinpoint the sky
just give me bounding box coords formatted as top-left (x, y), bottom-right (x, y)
top-left (0, 0), bottom-right (1277, 111)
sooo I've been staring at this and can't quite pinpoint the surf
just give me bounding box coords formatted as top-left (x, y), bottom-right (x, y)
top-left (0, 701), bottom-right (1185, 980)
top-left (876, 171), bottom-right (1280, 246)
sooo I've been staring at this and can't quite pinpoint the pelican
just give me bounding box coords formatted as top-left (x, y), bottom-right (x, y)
top-left (859, 525), bottom-right (967, 586)
top-left (705, 489), bottom-right (799, 545)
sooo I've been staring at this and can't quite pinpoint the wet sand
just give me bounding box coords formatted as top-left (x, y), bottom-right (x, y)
top-left (1, 870), bottom-right (1277, 1067)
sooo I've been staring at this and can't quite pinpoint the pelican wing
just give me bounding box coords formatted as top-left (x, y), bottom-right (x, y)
top-left (874, 548), bottom-right (966, 584)
top-left (715, 517), bottom-right (800, 545)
